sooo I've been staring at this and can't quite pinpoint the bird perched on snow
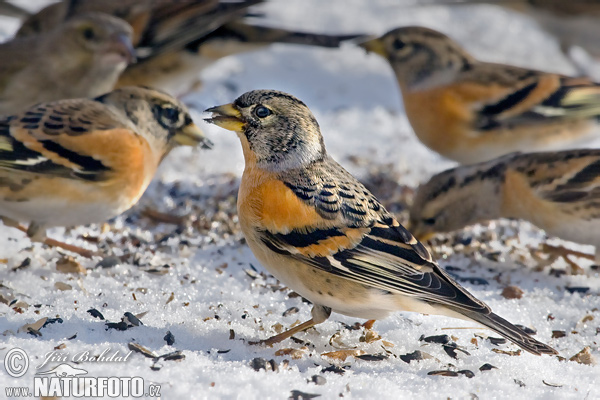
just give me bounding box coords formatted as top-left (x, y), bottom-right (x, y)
top-left (0, 86), bottom-right (211, 257)
top-left (0, 12), bottom-right (135, 115)
top-left (205, 89), bottom-right (557, 355)
top-left (359, 26), bottom-right (600, 165)
top-left (16, 0), bottom-right (364, 95)
top-left (410, 148), bottom-right (600, 262)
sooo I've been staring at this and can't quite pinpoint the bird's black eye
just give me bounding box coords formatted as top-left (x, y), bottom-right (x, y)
top-left (82, 27), bottom-right (95, 40)
top-left (161, 107), bottom-right (179, 124)
top-left (423, 217), bottom-right (436, 226)
top-left (392, 38), bottom-right (405, 50)
top-left (254, 105), bottom-right (271, 118)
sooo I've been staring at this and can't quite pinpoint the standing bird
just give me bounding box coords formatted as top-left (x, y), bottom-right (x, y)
top-left (0, 86), bottom-right (211, 256)
top-left (205, 89), bottom-right (557, 355)
top-left (0, 12), bottom-right (135, 115)
top-left (16, 0), bottom-right (365, 95)
top-left (359, 26), bottom-right (600, 165)
top-left (409, 149), bottom-right (600, 262)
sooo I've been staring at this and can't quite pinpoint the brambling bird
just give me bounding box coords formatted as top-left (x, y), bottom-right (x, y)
top-left (0, 86), bottom-right (211, 257)
top-left (205, 89), bottom-right (557, 356)
top-left (16, 0), bottom-right (363, 94)
top-left (0, 12), bottom-right (135, 115)
top-left (359, 26), bottom-right (600, 165)
top-left (410, 148), bottom-right (600, 263)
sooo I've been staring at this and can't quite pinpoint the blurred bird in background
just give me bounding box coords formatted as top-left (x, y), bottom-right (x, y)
top-left (360, 26), bottom-right (600, 165)
top-left (0, 12), bottom-right (135, 115)
top-left (410, 148), bottom-right (600, 266)
top-left (15, 0), bottom-right (365, 95)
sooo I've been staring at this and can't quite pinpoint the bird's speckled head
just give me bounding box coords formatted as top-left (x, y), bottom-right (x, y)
top-left (409, 158), bottom-right (508, 240)
top-left (206, 90), bottom-right (326, 172)
top-left (97, 86), bottom-right (212, 152)
top-left (359, 26), bottom-right (475, 90)
top-left (50, 12), bottom-right (135, 72)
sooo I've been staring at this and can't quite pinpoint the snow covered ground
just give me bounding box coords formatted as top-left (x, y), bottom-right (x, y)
top-left (1, 1), bottom-right (600, 399)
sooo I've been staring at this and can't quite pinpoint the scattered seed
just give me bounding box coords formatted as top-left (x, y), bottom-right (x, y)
top-left (27, 327), bottom-right (42, 337)
top-left (321, 365), bottom-right (347, 375)
top-left (580, 315), bottom-right (594, 323)
top-left (134, 312), bottom-right (148, 321)
top-left (18, 317), bottom-right (47, 333)
top-left (244, 269), bottom-right (259, 280)
top-left (321, 349), bottom-right (365, 361)
top-left (501, 286), bottom-right (524, 299)
top-left (96, 256), bottom-right (120, 269)
top-left (42, 318), bottom-right (63, 328)
top-left (87, 308), bottom-right (105, 320)
top-left (290, 336), bottom-right (308, 345)
top-left (12, 258), bottom-right (31, 272)
top-left (141, 208), bottom-right (189, 225)
top-left (427, 370), bottom-right (459, 377)
top-left (514, 379), bottom-right (526, 387)
top-left (283, 306), bottom-right (299, 317)
top-left (251, 357), bottom-right (278, 372)
top-left (542, 380), bottom-right (563, 388)
top-left (491, 349), bottom-right (521, 356)
top-left (56, 256), bottom-right (86, 275)
top-left (420, 334), bottom-right (450, 344)
top-left (164, 331), bottom-right (175, 346)
top-left (355, 354), bottom-right (388, 361)
top-left (487, 337), bottom-right (507, 346)
top-left (229, 329), bottom-right (235, 340)
top-left (569, 346), bottom-right (597, 365)
top-left (123, 312), bottom-right (143, 326)
top-left (128, 342), bottom-right (157, 358)
top-left (54, 343), bottom-right (66, 350)
top-left (150, 363), bottom-right (161, 371)
top-left (54, 282), bottom-right (72, 291)
top-left (275, 347), bottom-right (307, 360)
top-left (217, 349), bottom-right (230, 354)
top-left (400, 350), bottom-right (432, 364)
top-left (165, 292), bottom-right (175, 305)
top-left (458, 370), bottom-right (475, 378)
top-left (268, 359), bottom-right (279, 372)
top-left (160, 350), bottom-right (185, 361)
top-left (479, 363), bottom-right (497, 371)
top-left (310, 375), bottom-right (327, 385)
top-left (360, 330), bottom-right (381, 343)
top-left (289, 390), bottom-right (321, 400)
top-left (105, 321), bottom-right (129, 331)
top-left (443, 342), bottom-right (470, 359)
top-left (565, 287), bottom-right (589, 294)
top-left (552, 330), bottom-right (566, 339)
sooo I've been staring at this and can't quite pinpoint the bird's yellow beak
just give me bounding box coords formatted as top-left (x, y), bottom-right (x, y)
top-left (358, 36), bottom-right (387, 57)
top-left (204, 103), bottom-right (245, 132)
top-left (174, 123), bottom-right (213, 149)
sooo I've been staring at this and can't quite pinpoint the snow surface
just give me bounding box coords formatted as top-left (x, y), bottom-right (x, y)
top-left (1, 1), bottom-right (600, 399)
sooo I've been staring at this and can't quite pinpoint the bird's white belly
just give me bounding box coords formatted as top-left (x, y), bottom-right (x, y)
top-left (0, 198), bottom-right (123, 228)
